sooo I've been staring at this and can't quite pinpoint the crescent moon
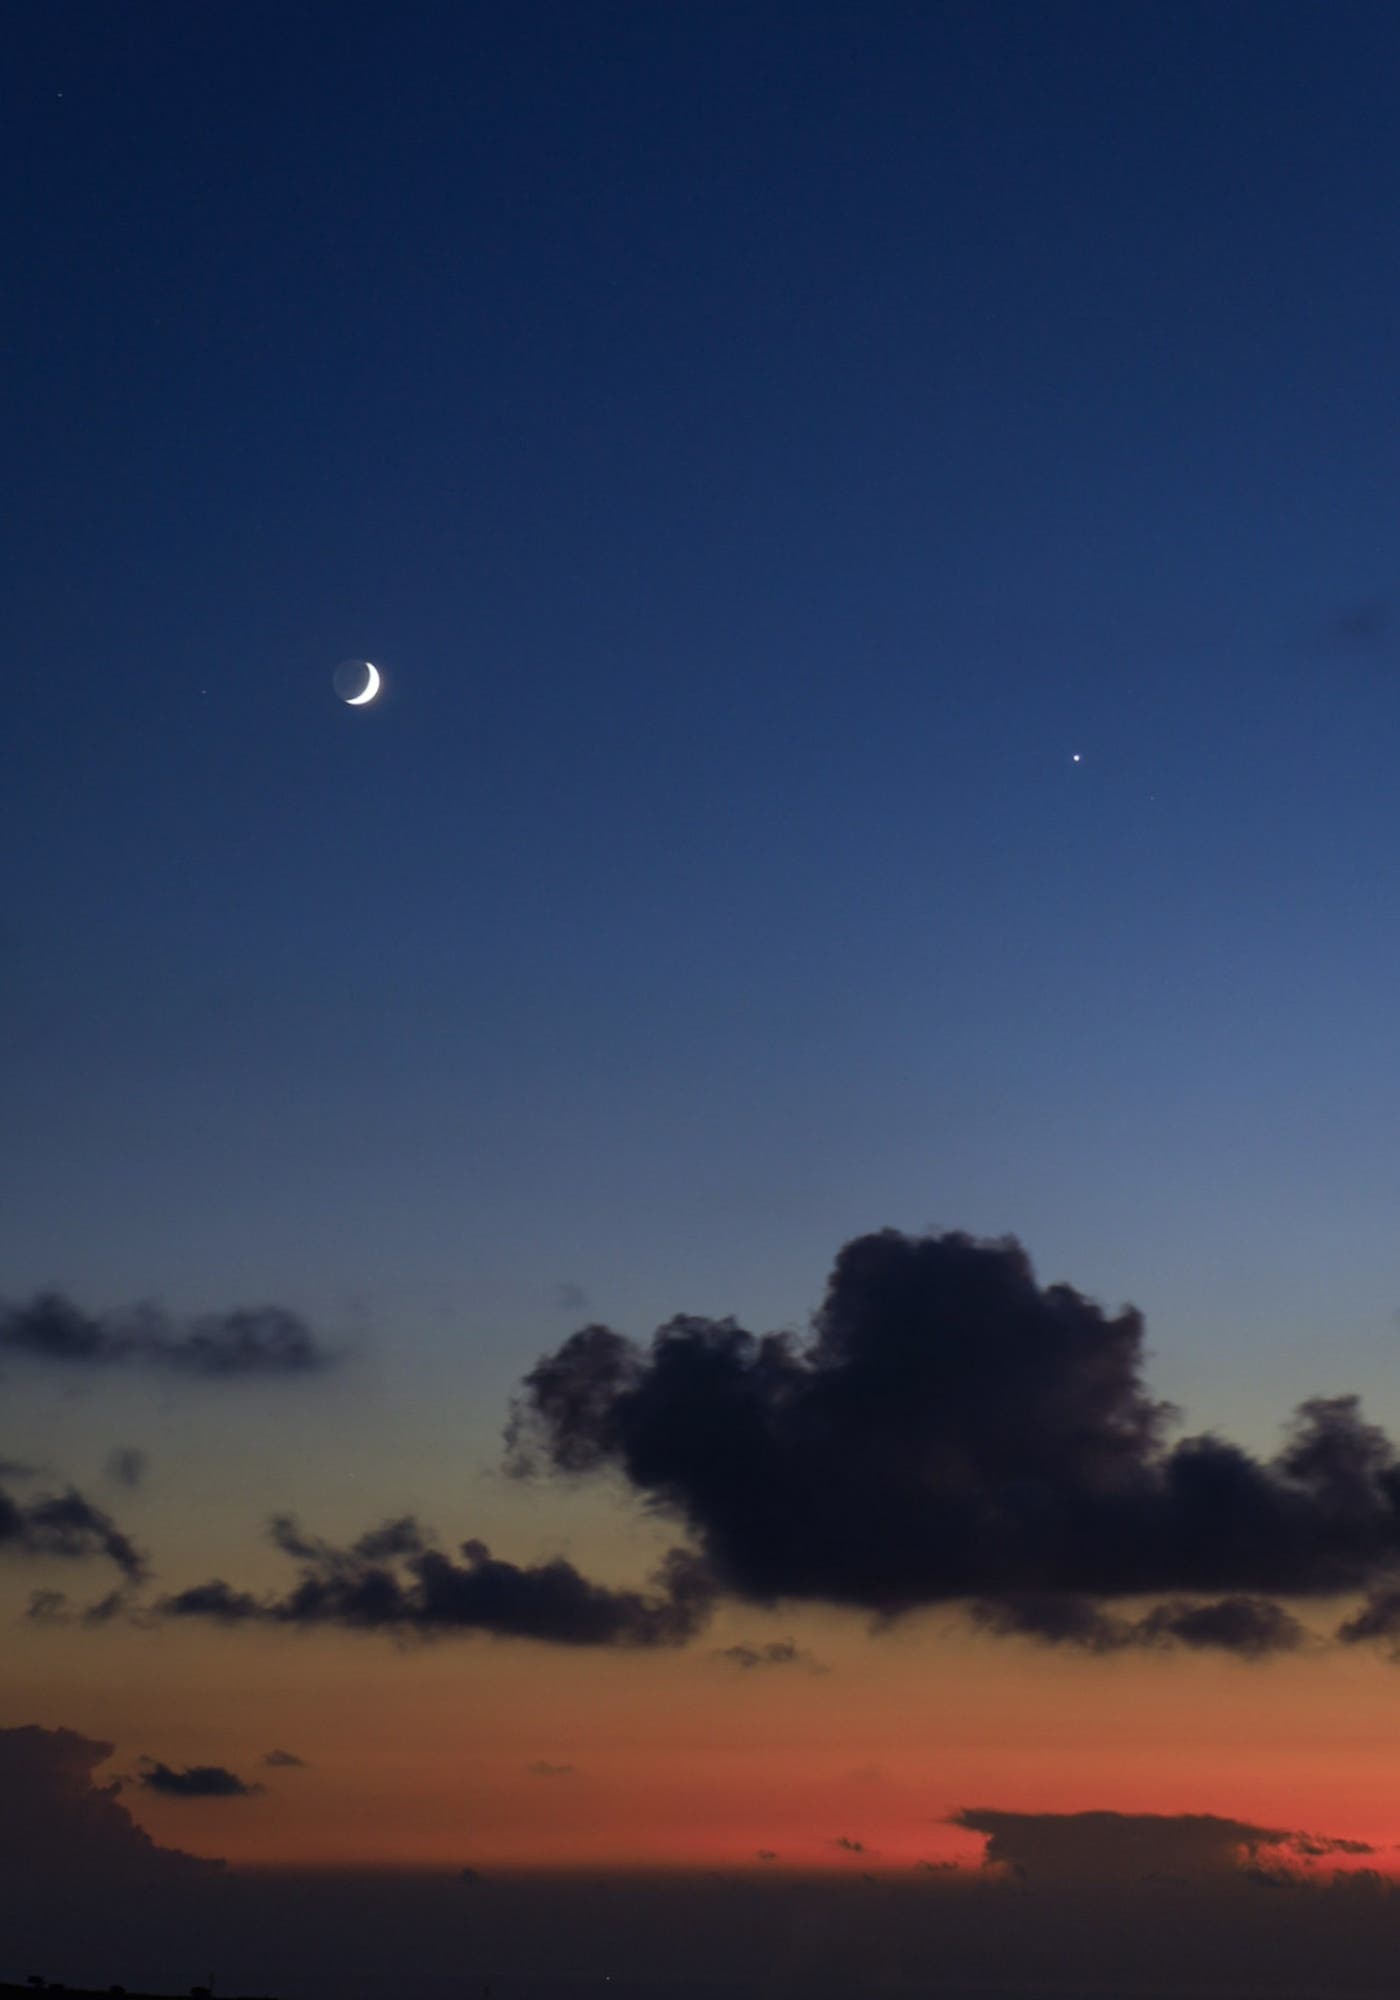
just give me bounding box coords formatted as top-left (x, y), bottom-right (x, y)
top-left (346, 661), bottom-right (381, 706)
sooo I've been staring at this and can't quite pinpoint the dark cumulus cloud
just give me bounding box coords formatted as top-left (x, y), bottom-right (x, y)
top-left (716, 1637), bottom-right (828, 1671)
top-left (508, 1228), bottom-right (1400, 1641)
top-left (137, 1759), bottom-right (263, 1799)
top-left (0, 1478), bottom-right (146, 1580)
top-left (262, 1748), bottom-right (307, 1768)
top-left (0, 1292), bottom-right (338, 1377)
top-left (953, 1808), bottom-right (1372, 1888)
top-left (834, 1836), bottom-right (870, 1854)
top-left (0, 1724), bottom-right (222, 1881)
top-left (159, 1512), bottom-right (714, 1647)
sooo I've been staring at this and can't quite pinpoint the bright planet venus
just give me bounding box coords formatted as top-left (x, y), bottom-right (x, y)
top-left (333, 657), bottom-right (381, 705)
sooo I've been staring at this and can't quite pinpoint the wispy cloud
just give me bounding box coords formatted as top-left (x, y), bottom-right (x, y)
top-left (0, 1293), bottom-right (340, 1377)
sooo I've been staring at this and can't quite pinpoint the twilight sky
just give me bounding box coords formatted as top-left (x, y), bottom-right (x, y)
top-left (8, 3), bottom-right (1400, 1992)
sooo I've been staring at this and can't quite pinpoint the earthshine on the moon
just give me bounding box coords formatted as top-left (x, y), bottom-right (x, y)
top-left (333, 658), bottom-right (381, 705)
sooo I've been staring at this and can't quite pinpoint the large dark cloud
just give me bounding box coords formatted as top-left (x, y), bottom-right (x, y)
top-left (953, 1809), bottom-right (1373, 1888)
top-left (507, 1228), bottom-right (1400, 1639)
top-left (0, 1292), bottom-right (338, 1376)
top-left (0, 1478), bottom-right (146, 1580)
top-left (137, 1760), bottom-right (262, 1799)
top-left (158, 1513), bottom-right (714, 1647)
top-left (0, 1724), bottom-right (221, 1881)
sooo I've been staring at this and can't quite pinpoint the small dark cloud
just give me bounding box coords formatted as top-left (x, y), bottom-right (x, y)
top-left (25, 1588), bottom-right (72, 1624)
top-left (159, 1513), bottom-right (715, 1648)
top-left (552, 1282), bottom-right (591, 1314)
top-left (137, 1759), bottom-right (263, 1799)
top-left (1, 1480), bottom-right (146, 1580)
top-left (0, 1292), bottom-right (339, 1378)
top-left (0, 1458), bottom-right (41, 1480)
top-left (756, 1849), bottom-right (778, 1863)
top-left (1337, 1587), bottom-right (1400, 1651)
top-left (915, 1859), bottom-right (957, 1872)
top-left (507, 1229), bottom-right (1400, 1642)
top-left (969, 1592), bottom-right (1308, 1658)
top-left (458, 1866), bottom-right (486, 1885)
top-left (1331, 599), bottom-right (1390, 647)
top-left (834, 1836), bottom-right (869, 1854)
top-left (29, 1583), bottom-right (152, 1628)
top-left (105, 1447), bottom-right (146, 1490)
top-left (715, 1637), bottom-right (827, 1672)
top-left (526, 1760), bottom-right (574, 1777)
top-left (262, 1749), bottom-right (307, 1768)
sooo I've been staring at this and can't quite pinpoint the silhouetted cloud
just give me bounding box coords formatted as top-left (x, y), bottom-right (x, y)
top-left (756, 1849), bottom-right (778, 1862)
top-left (716, 1636), bottom-right (827, 1671)
top-left (105, 1447), bottom-right (147, 1490)
top-left (508, 1229), bottom-right (1400, 1639)
top-left (834, 1836), bottom-right (869, 1854)
top-left (526, 1760), bottom-right (574, 1777)
top-left (0, 1293), bottom-right (339, 1377)
top-left (952, 1809), bottom-right (1367, 1887)
top-left (0, 1724), bottom-right (222, 1881)
top-left (137, 1760), bottom-right (263, 1799)
top-left (261, 1748), bottom-right (307, 1768)
top-left (969, 1591), bottom-right (1307, 1657)
top-left (159, 1513), bottom-right (715, 1647)
top-left (1337, 1587), bottom-right (1400, 1651)
top-left (0, 1479), bottom-right (145, 1579)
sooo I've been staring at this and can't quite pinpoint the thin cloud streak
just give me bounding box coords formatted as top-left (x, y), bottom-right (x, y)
top-left (0, 1292), bottom-right (340, 1377)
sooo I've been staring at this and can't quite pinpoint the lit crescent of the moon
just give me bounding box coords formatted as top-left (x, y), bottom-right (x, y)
top-left (346, 661), bottom-right (381, 705)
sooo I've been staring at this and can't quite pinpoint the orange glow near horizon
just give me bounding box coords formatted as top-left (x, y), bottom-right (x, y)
top-left (11, 1566), bottom-right (1400, 1876)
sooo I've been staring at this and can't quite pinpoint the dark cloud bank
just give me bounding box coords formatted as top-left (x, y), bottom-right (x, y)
top-left (0, 1292), bottom-right (338, 1376)
top-left (504, 1227), bottom-right (1400, 1655)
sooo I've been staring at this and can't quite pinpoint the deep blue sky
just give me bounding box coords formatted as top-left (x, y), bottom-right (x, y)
top-left (7, 0), bottom-right (1400, 1444)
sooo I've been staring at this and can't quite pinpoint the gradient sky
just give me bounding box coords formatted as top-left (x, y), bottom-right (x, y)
top-left (8, 3), bottom-right (1400, 1986)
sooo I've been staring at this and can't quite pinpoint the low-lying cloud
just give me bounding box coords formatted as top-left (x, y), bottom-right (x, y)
top-left (0, 1293), bottom-right (338, 1377)
top-left (0, 1723), bottom-right (222, 1879)
top-left (953, 1808), bottom-right (1375, 1887)
top-left (158, 1513), bottom-right (715, 1646)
